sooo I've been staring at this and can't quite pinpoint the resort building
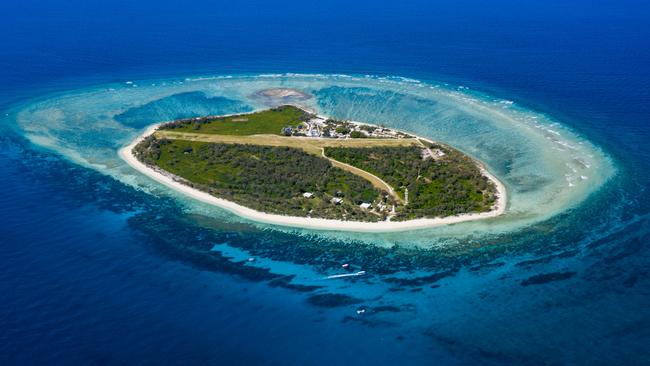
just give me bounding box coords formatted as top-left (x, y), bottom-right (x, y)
top-left (331, 197), bottom-right (343, 205)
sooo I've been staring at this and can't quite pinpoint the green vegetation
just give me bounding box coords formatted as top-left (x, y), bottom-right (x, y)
top-left (133, 136), bottom-right (390, 221)
top-left (359, 125), bottom-right (377, 133)
top-left (335, 126), bottom-right (351, 134)
top-left (324, 144), bottom-right (497, 220)
top-left (135, 105), bottom-right (499, 222)
top-left (159, 105), bottom-right (312, 136)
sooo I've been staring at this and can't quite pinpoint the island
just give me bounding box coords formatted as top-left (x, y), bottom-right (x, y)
top-left (119, 104), bottom-right (506, 231)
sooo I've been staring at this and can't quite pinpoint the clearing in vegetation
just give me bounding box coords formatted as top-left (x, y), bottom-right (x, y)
top-left (133, 105), bottom-right (498, 222)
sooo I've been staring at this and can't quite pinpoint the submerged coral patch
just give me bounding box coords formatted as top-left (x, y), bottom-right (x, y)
top-left (12, 73), bottom-right (614, 246)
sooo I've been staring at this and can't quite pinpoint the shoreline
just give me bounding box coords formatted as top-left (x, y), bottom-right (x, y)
top-left (118, 109), bottom-right (507, 233)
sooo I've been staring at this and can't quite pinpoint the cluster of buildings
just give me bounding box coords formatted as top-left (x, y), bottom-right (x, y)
top-left (301, 191), bottom-right (391, 214)
top-left (283, 117), bottom-right (409, 140)
top-left (319, 119), bottom-right (407, 139)
top-left (302, 191), bottom-right (352, 206)
top-left (421, 147), bottom-right (446, 160)
top-left (282, 117), bottom-right (325, 137)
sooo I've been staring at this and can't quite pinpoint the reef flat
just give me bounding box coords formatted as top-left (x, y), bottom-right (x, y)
top-left (123, 105), bottom-right (503, 231)
top-left (13, 74), bottom-right (613, 243)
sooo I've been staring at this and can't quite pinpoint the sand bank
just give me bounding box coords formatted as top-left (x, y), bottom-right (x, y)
top-left (118, 117), bottom-right (507, 233)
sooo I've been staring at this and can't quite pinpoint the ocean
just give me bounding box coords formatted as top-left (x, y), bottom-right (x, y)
top-left (1, 1), bottom-right (649, 365)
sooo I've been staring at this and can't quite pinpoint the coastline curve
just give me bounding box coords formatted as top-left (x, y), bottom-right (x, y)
top-left (11, 73), bottom-right (614, 243)
top-left (119, 115), bottom-right (508, 232)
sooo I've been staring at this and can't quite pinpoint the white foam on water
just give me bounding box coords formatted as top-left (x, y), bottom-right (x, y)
top-left (11, 73), bottom-right (615, 247)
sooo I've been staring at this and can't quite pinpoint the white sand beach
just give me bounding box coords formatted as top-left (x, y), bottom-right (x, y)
top-left (118, 117), bottom-right (507, 233)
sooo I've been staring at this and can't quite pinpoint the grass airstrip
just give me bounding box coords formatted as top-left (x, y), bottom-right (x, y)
top-left (133, 105), bottom-right (497, 221)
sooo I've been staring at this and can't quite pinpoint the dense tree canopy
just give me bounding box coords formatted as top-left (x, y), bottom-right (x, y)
top-left (133, 126), bottom-right (498, 221)
top-left (324, 144), bottom-right (497, 220)
top-left (134, 136), bottom-right (386, 221)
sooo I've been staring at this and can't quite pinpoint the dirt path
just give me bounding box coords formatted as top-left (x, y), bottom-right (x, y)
top-left (320, 149), bottom-right (403, 203)
top-left (155, 131), bottom-right (406, 202)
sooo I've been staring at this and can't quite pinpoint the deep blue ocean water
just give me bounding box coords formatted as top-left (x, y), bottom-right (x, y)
top-left (1, 1), bottom-right (650, 365)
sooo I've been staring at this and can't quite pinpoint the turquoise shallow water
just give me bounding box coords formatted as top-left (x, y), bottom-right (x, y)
top-left (12, 74), bottom-right (614, 245)
top-left (2, 1), bottom-right (649, 364)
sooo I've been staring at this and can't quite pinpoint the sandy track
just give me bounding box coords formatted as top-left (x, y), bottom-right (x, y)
top-left (119, 123), bottom-right (507, 232)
